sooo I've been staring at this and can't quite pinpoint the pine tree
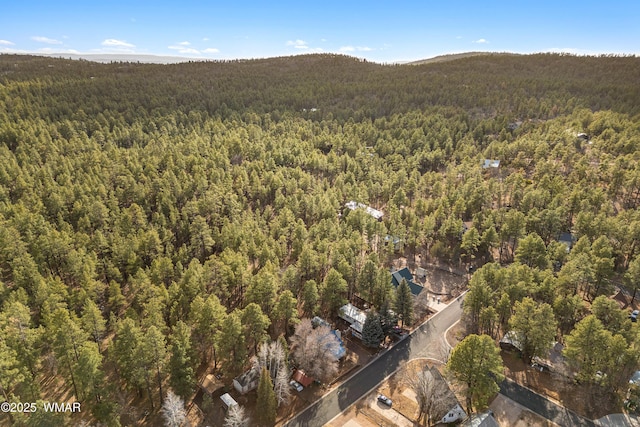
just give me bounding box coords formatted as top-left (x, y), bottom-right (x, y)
top-left (242, 303), bottom-right (270, 353)
top-left (321, 268), bottom-right (347, 317)
top-left (301, 280), bottom-right (319, 317)
top-left (141, 325), bottom-right (167, 406)
top-left (256, 367), bottom-right (277, 426)
top-left (508, 297), bottom-right (557, 364)
top-left (168, 321), bottom-right (195, 401)
top-left (378, 299), bottom-right (397, 336)
top-left (80, 300), bottom-right (106, 352)
top-left (447, 334), bottom-right (504, 413)
top-left (219, 311), bottom-right (247, 376)
top-left (361, 312), bottom-right (384, 348)
top-left (394, 279), bottom-right (413, 327)
top-left (273, 290), bottom-right (298, 336)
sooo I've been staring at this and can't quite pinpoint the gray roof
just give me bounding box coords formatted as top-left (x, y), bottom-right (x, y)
top-left (460, 411), bottom-right (499, 427)
top-left (482, 159), bottom-right (500, 169)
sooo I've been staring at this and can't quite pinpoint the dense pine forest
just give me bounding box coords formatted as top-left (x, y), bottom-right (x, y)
top-left (1, 53), bottom-right (640, 426)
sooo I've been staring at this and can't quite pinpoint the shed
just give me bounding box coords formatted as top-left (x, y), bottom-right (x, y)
top-left (416, 267), bottom-right (427, 279)
top-left (220, 393), bottom-right (238, 411)
top-left (292, 369), bottom-right (314, 387)
top-left (200, 374), bottom-right (224, 396)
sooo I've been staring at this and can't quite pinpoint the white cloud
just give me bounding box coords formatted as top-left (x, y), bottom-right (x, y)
top-left (286, 39), bottom-right (308, 49)
top-left (37, 47), bottom-right (81, 54)
top-left (339, 46), bottom-right (373, 52)
top-left (0, 40), bottom-right (14, 46)
top-left (202, 48), bottom-right (220, 54)
top-left (202, 37), bottom-right (210, 41)
top-left (178, 41), bottom-right (190, 46)
top-left (102, 39), bottom-right (135, 48)
top-left (32, 36), bottom-right (62, 45)
top-left (473, 38), bottom-right (489, 44)
top-left (321, 38), bottom-right (327, 42)
top-left (168, 45), bottom-right (201, 55)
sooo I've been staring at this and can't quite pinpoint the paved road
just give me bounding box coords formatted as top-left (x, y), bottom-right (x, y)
top-left (285, 294), bottom-right (466, 427)
top-left (499, 378), bottom-right (595, 427)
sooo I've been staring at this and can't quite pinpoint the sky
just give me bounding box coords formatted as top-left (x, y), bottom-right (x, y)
top-left (1, 1), bottom-right (639, 63)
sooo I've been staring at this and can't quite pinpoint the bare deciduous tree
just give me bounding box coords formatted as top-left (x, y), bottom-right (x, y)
top-left (162, 390), bottom-right (186, 427)
top-left (404, 366), bottom-right (450, 426)
top-left (290, 319), bottom-right (340, 383)
top-left (274, 362), bottom-right (291, 406)
top-left (223, 404), bottom-right (250, 427)
top-left (253, 341), bottom-right (291, 406)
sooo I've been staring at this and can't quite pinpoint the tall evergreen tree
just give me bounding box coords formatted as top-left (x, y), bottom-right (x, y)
top-left (256, 367), bottom-right (277, 426)
top-left (361, 312), bottom-right (385, 348)
top-left (447, 334), bottom-right (504, 413)
top-left (219, 311), bottom-right (247, 376)
top-left (321, 268), bottom-right (347, 317)
top-left (168, 321), bottom-right (195, 401)
top-left (394, 279), bottom-right (413, 327)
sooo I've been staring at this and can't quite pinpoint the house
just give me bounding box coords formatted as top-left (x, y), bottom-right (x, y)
top-left (329, 330), bottom-right (347, 359)
top-left (220, 393), bottom-right (238, 411)
top-left (232, 366), bottom-right (260, 394)
top-left (344, 201), bottom-right (383, 221)
top-left (311, 316), bottom-right (331, 328)
top-left (558, 232), bottom-right (575, 252)
top-left (442, 404), bottom-right (467, 424)
top-left (384, 235), bottom-right (403, 252)
top-left (310, 316), bottom-right (346, 359)
top-left (421, 366), bottom-right (466, 424)
top-left (391, 267), bottom-right (424, 297)
top-left (339, 303), bottom-right (367, 340)
top-left (482, 159), bottom-right (500, 169)
top-left (499, 331), bottom-right (523, 353)
top-left (500, 332), bottom-right (563, 372)
top-left (292, 369), bottom-right (314, 387)
top-left (460, 410), bottom-right (499, 427)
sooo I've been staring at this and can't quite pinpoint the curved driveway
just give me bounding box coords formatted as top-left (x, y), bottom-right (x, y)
top-left (285, 294), bottom-right (466, 427)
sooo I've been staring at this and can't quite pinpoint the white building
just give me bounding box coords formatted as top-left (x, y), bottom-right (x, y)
top-left (338, 303), bottom-right (367, 339)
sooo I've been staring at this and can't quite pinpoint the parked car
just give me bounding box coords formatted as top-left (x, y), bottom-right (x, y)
top-left (377, 394), bottom-right (392, 407)
top-left (630, 310), bottom-right (639, 322)
top-left (289, 380), bottom-right (303, 392)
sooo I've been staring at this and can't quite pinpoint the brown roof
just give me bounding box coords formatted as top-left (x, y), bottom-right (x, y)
top-left (200, 374), bottom-right (224, 395)
top-left (292, 369), bottom-right (314, 387)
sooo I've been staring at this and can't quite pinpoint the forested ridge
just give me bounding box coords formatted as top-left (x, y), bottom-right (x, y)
top-left (1, 53), bottom-right (640, 425)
